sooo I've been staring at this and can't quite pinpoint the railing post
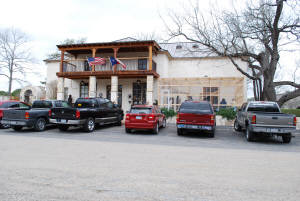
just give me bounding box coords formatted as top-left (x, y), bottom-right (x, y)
top-left (60, 50), bottom-right (65, 72)
top-left (148, 45), bottom-right (152, 71)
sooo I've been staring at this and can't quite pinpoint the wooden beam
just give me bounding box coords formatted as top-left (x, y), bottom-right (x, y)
top-left (113, 48), bottom-right (119, 72)
top-left (92, 48), bottom-right (96, 72)
top-left (60, 50), bottom-right (65, 73)
top-left (148, 45), bottom-right (153, 71)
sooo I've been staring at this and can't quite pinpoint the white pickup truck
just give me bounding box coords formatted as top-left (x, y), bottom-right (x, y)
top-left (234, 101), bottom-right (297, 143)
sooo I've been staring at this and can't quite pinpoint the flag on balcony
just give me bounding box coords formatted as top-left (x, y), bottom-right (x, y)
top-left (109, 56), bottom-right (126, 69)
top-left (87, 57), bottom-right (106, 66)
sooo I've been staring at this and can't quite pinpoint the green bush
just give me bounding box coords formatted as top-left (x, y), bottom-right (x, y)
top-left (216, 107), bottom-right (236, 120)
top-left (281, 109), bottom-right (300, 117)
top-left (161, 108), bottom-right (177, 119)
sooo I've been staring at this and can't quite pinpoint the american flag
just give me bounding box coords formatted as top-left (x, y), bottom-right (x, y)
top-left (87, 57), bottom-right (106, 66)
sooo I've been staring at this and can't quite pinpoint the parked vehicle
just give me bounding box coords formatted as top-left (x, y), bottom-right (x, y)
top-left (1, 100), bottom-right (69, 131)
top-left (234, 101), bottom-right (297, 143)
top-left (50, 97), bottom-right (123, 132)
top-left (0, 100), bottom-right (30, 129)
top-left (125, 105), bottom-right (166, 134)
top-left (176, 101), bottom-right (216, 137)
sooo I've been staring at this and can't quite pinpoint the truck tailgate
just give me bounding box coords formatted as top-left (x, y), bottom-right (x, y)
top-left (255, 113), bottom-right (294, 127)
top-left (3, 109), bottom-right (26, 120)
top-left (51, 107), bottom-right (77, 119)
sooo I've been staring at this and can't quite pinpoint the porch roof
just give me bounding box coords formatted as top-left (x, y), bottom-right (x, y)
top-left (57, 40), bottom-right (161, 55)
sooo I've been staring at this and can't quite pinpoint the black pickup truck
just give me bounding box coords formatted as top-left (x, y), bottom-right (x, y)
top-left (49, 97), bottom-right (124, 132)
top-left (1, 100), bottom-right (70, 131)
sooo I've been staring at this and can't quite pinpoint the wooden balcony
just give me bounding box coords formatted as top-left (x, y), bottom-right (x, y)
top-left (56, 58), bottom-right (159, 79)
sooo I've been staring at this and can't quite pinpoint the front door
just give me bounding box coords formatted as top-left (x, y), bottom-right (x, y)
top-left (133, 82), bottom-right (146, 105)
top-left (107, 85), bottom-right (122, 106)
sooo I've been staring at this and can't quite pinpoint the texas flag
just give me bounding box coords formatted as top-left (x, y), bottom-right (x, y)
top-left (109, 56), bottom-right (126, 69)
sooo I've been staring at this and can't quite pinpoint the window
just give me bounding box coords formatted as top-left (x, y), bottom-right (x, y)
top-left (192, 44), bottom-right (199, 49)
top-left (19, 103), bottom-right (30, 109)
top-left (80, 82), bottom-right (89, 98)
top-left (130, 107), bottom-right (152, 114)
top-left (138, 59), bottom-right (147, 70)
top-left (32, 101), bottom-right (52, 108)
top-left (152, 61), bottom-right (157, 72)
top-left (107, 101), bottom-right (113, 109)
top-left (203, 87), bottom-right (219, 105)
top-left (84, 61), bottom-right (91, 71)
top-left (55, 101), bottom-right (71, 108)
top-left (179, 102), bottom-right (213, 114)
top-left (176, 45), bottom-right (182, 49)
top-left (106, 85), bottom-right (122, 106)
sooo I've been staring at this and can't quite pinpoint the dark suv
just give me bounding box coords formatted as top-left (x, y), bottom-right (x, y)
top-left (176, 101), bottom-right (216, 137)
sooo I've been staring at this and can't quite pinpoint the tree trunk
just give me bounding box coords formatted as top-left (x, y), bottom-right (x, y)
top-left (8, 65), bottom-right (13, 96)
top-left (261, 72), bottom-right (277, 101)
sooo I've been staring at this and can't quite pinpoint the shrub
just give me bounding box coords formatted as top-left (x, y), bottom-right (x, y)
top-left (161, 107), bottom-right (177, 119)
top-left (281, 109), bottom-right (300, 117)
top-left (216, 107), bottom-right (236, 120)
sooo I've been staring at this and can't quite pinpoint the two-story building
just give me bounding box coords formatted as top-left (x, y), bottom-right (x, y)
top-left (44, 38), bottom-right (248, 112)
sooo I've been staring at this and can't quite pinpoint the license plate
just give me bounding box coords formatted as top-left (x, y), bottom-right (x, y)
top-left (267, 128), bottom-right (278, 133)
top-left (57, 119), bottom-right (67, 123)
top-left (201, 126), bottom-right (212, 130)
top-left (10, 121), bottom-right (17, 125)
top-left (187, 125), bottom-right (198, 129)
top-left (136, 116), bottom-right (142, 119)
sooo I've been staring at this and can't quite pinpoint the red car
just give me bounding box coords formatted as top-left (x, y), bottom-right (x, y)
top-left (125, 105), bottom-right (166, 134)
top-left (176, 101), bottom-right (216, 137)
top-left (0, 100), bottom-right (30, 128)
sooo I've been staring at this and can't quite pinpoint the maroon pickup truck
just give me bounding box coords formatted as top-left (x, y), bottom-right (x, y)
top-left (176, 101), bottom-right (216, 137)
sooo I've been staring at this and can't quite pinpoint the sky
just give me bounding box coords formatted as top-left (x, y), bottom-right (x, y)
top-left (0, 0), bottom-right (299, 96)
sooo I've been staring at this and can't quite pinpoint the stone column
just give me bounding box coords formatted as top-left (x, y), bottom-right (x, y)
top-left (57, 77), bottom-right (64, 100)
top-left (111, 76), bottom-right (118, 103)
top-left (146, 75), bottom-right (154, 105)
top-left (89, 76), bottom-right (97, 98)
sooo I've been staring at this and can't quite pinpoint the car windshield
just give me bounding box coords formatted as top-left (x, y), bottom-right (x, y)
top-left (32, 101), bottom-right (52, 108)
top-left (130, 108), bottom-right (152, 114)
top-left (247, 103), bottom-right (280, 112)
top-left (179, 102), bottom-right (213, 114)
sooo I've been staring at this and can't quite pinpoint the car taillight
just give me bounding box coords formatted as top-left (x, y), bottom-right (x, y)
top-left (75, 110), bottom-right (80, 119)
top-left (176, 113), bottom-right (180, 120)
top-left (126, 114), bottom-right (130, 120)
top-left (48, 109), bottom-right (52, 117)
top-left (0, 110), bottom-right (3, 118)
top-left (210, 115), bottom-right (215, 124)
top-left (251, 115), bottom-right (256, 124)
top-left (148, 114), bottom-right (155, 120)
top-left (25, 112), bottom-right (29, 120)
top-left (293, 116), bottom-right (297, 126)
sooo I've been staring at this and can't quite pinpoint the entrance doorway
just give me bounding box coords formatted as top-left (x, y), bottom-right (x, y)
top-left (107, 85), bottom-right (122, 106)
top-left (133, 82), bottom-right (146, 105)
top-left (24, 90), bottom-right (32, 103)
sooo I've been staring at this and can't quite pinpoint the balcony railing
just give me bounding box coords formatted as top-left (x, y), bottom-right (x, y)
top-left (62, 58), bottom-right (156, 72)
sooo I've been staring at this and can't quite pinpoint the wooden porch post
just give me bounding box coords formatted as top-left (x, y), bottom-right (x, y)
top-left (148, 45), bottom-right (152, 71)
top-left (113, 48), bottom-right (119, 72)
top-left (92, 48), bottom-right (96, 72)
top-left (60, 50), bottom-right (65, 72)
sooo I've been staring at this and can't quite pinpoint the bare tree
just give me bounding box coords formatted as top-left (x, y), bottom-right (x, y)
top-left (46, 80), bottom-right (57, 99)
top-left (46, 38), bottom-right (87, 60)
top-left (162, 0), bottom-right (300, 106)
top-left (0, 27), bottom-right (35, 95)
top-left (133, 31), bottom-right (163, 42)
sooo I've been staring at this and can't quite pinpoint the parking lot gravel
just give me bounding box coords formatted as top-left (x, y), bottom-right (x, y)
top-left (0, 125), bottom-right (299, 201)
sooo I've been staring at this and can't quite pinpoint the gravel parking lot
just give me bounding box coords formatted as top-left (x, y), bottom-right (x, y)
top-left (0, 124), bottom-right (299, 201)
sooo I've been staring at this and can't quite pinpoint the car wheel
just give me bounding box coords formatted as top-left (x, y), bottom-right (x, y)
top-left (12, 126), bottom-right (23, 131)
top-left (162, 118), bottom-right (166, 128)
top-left (209, 130), bottom-right (215, 138)
top-left (246, 126), bottom-right (254, 142)
top-left (58, 125), bottom-right (69, 131)
top-left (282, 135), bottom-right (291, 143)
top-left (84, 117), bottom-right (95, 132)
top-left (177, 128), bottom-right (183, 135)
top-left (125, 128), bottom-right (131, 133)
top-left (234, 119), bottom-right (242, 132)
top-left (153, 123), bottom-right (159, 134)
top-left (34, 118), bottom-right (46, 131)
